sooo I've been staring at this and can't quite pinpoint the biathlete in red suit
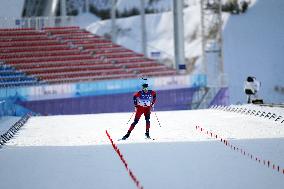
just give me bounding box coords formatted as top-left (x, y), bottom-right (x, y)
top-left (122, 83), bottom-right (157, 140)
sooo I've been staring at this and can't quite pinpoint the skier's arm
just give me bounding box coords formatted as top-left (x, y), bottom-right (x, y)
top-left (151, 91), bottom-right (157, 107)
top-left (133, 92), bottom-right (140, 107)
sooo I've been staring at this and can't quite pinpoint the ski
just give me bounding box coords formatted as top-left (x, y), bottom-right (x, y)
top-left (118, 138), bottom-right (126, 141)
top-left (117, 137), bottom-right (156, 141)
top-left (145, 137), bottom-right (155, 140)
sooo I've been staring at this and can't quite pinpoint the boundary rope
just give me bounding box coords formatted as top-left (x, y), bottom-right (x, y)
top-left (105, 130), bottom-right (144, 189)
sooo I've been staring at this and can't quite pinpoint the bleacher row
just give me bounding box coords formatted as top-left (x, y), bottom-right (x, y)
top-left (0, 62), bottom-right (41, 87)
top-left (0, 26), bottom-right (177, 87)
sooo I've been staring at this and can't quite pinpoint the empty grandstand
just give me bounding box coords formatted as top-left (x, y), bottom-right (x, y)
top-left (0, 0), bottom-right (229, 116)
top-left (0, 26), bottom-right (177, 87)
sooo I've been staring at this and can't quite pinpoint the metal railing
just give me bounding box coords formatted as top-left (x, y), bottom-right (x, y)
top-left (0, 16), bottom-right (75, 29)
top-left (0, 114), bottom-right (31, 147)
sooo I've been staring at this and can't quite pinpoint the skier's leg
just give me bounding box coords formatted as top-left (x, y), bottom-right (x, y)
top-left (128, 109), bottom-right (143, 132)
top-left (145, 114), bottom-right (150, 132)
top-left (144, 107), bottom-right (151, 138)
top-left (122, 108), bottom-right (143, 139)
top-left (128, 118), bottom-right (139, 133)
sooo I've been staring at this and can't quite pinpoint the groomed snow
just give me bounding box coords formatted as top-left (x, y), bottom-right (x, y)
top-left (0, 105), bottom-right (283, 189)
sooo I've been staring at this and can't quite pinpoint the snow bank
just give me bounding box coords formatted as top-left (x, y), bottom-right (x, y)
top-left (0, 0), bottom-right (24, 18)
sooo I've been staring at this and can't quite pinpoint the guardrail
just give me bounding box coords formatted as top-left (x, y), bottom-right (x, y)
top-left (0, 16), bottom-right (74, 29)
top-left (0, 113), bottom-right (31, 148)
top-left (210, 105), bottom-right (284, 124)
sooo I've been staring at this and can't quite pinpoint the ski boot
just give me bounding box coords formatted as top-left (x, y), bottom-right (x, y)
top-left (122, 132), bottom-right (131, 140)
top-left (145, 132), bottom-right (151, 139)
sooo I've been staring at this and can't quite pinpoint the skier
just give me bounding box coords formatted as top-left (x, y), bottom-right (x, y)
top-left (121, 82), bottom-right (157, 140)
top-left (244, 76), bottom-right (260, 103)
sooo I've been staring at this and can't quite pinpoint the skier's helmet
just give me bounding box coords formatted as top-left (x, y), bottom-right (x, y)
top-left (142, 83), bottom-right (148, 89)
top-left (141, 77), bottom-right (148, 89)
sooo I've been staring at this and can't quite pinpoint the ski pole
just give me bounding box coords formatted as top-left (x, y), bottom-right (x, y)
top-left (154, 111), bottom-right (162, 127)
top-left (126, 111), bottom-right (135, 125)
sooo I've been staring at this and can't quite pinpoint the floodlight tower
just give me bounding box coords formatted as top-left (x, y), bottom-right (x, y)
top-left (200, 0), bottom-right (224, 86)
top-left (111, 0), bottom-right (117, 43)
top-left (173, 0), bottom-right (186, 73)
top-left (23, 0), bottom-right (59, 17)
top-left (140, 0), bottom-right (147, 57)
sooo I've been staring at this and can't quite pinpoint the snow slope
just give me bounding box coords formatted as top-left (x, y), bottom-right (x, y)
top-left (0, 0), bottom-right (282, 104)
top-left (0, 0), bottom-right (24, 18)
top-left (86, 0), bottom-right (204, 68)
top-left (1, 0), bottom-right (281, 104)
top-left (0, 105), bottom-right (283, 189)
top-left (73, 12), bottom-right (100, 28)
top-left (83, 0), bottom-right (283, 104)
top-left (223, 0), bottom-right (284, 104)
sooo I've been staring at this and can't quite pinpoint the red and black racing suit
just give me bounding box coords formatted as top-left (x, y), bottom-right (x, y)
top-left (127, 90), bottom-right (157, 133)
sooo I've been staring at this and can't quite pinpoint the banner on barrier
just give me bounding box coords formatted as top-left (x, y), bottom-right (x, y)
top-left (0, 74), bottom-right (207, 101)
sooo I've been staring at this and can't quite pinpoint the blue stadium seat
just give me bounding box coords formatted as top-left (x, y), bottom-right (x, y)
top-left (0, 63), bottom-right (39, 87)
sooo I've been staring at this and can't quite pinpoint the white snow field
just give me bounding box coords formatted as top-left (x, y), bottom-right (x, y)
top-left (0, 105), bottom-right (284, 189)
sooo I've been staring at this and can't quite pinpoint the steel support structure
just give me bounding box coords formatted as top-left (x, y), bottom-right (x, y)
top-left (200, 0), bottom-right (224, 86)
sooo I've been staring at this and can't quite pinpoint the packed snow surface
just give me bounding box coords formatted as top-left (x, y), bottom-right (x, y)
top-left (0, 104), bottom-right (284, 189)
